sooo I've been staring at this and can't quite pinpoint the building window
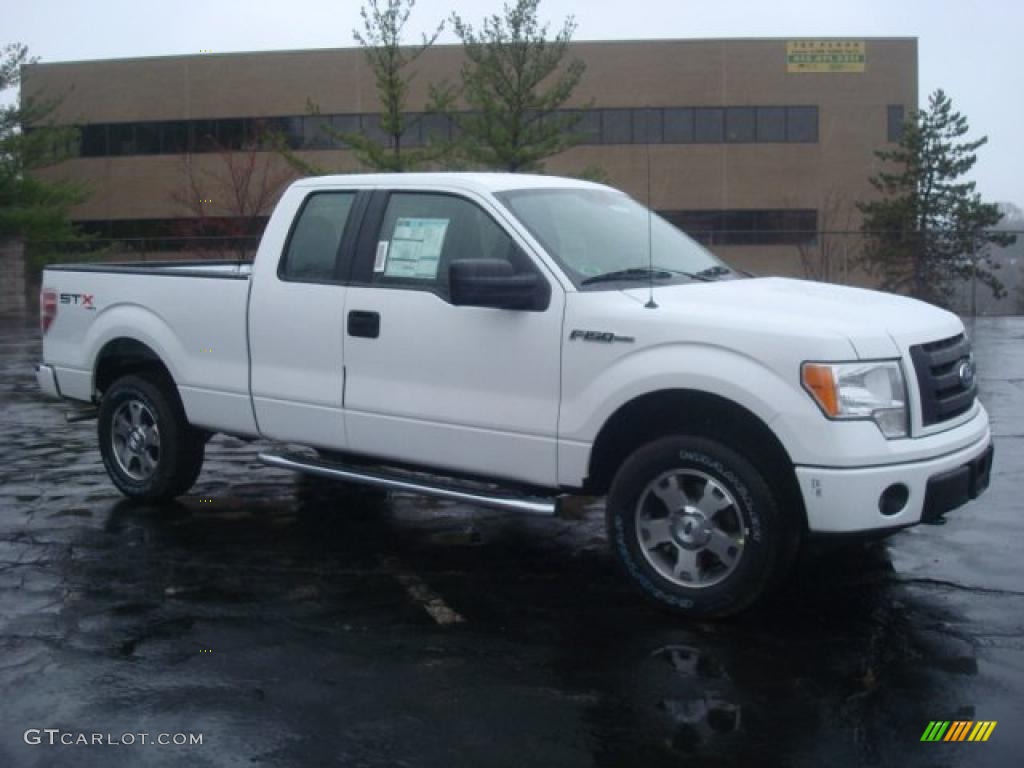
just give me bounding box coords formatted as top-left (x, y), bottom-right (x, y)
top-left (361, 114), bottom-right (393, 148)
top-left (660, 208), bottom-right (818, 246)
top-left (303, 115), bottom-right (333, 149)
top-left (71, 104), bottom-right (824, 158)
top-left (601, 109), bottom-right (632, 144)
top-left (160, 122), bottom-right (189, 154)
top-left (632, 108), bottom-right (663, 144)
top-left (217, 118), bottom-right (248, 150)
top-left (328, 114), bottom-right (361, 148)
top-left (786, 107), bottom-right (818, 142)
top-left (887, 105), bottom-right (905, 143)
top-left (134, 123), bottom-right (161, 154)
top-left (400, 113), bottom-right (424, 147)
top-left (755, 107), bottom-right (786, 142)
top-left (663, 108), bottom-right (694, 143)
top-left (80, 125), bottom-right (108, 157)
top-left (420, 113), bottom-right (451, 143)
top-left (190, 120), bottom-right (218, 152)
top-left (108, 124), bottom-right (136, 155)
top-left (694, 108), bottom-right (725, 142)
top-left (725, 107), bottom-right (755, 142)
top-left (571, 109), bottom-right (601, 145)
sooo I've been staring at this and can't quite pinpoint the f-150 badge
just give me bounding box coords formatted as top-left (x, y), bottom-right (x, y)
top-left (569, 329), bottom-right (635, 343)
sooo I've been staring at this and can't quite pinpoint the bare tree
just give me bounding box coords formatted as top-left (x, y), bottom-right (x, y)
top-left (171, 124), bottom-right (296, 260)
top-left (279, 0), bottom-right (446, 175)
top-left (795, 188), bottom-right (858, 283)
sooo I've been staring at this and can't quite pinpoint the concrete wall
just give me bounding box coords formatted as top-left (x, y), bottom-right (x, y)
top-left (0, 239), bottom-right (27, 316)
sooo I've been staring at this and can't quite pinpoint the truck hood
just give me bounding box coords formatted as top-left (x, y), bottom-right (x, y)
top-left (622, 277), bottom-right (964, 357)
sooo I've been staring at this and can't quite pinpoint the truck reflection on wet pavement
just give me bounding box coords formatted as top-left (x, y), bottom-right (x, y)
top-left (1, 315), bottom-right (1022, 767)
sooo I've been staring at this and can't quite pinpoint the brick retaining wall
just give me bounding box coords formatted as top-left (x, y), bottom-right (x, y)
top-left (0, 238), bottom-right (27, 316)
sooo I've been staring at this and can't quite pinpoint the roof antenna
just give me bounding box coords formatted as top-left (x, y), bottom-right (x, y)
top-left (644, 137), bottom-right (658, 309)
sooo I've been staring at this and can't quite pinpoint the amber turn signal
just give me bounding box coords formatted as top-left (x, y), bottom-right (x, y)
top-left (802, 363), bottom-right (839, 417)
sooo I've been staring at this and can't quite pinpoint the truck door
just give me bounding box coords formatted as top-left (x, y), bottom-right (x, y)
top-left (341, 189), bottom-right (564, 487)
top-left (248, 189), bottom-right (363, 450)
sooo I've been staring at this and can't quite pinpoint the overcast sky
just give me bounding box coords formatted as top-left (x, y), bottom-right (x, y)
top-left (6, 0), bottom-right (1023, 206)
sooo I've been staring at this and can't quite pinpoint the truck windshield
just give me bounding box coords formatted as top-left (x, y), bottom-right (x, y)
top-left (496, 187), bottom-right (733, 289)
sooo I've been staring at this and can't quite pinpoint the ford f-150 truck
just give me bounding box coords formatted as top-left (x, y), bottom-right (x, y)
top-left (36, 173), bottom-right (994, 617)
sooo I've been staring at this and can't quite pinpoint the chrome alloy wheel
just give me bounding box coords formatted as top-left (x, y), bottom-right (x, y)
top-left (110, 399), bottom-right (161, 481)
top-left (634, 469), bottom-right (746, 589)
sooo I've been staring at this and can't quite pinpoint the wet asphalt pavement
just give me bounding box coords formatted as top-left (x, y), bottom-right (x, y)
top-left (0, 315), bottom-right (1022, 768)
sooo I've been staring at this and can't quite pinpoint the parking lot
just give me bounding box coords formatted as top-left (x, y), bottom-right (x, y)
top-left (1, 313), bottom-right (1022, 767)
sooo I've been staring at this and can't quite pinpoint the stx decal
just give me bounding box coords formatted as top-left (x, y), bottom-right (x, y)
top-left (60, 293), bottom-right (95, 309)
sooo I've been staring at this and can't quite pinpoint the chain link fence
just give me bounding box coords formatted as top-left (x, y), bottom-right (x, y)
top-left (686, 228), bottom-right (1023, 317)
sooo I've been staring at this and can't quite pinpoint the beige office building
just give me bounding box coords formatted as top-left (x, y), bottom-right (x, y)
top-left (23, 38), bottom-right (917, 279)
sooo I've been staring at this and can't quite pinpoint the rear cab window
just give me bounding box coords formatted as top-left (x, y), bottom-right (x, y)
top-left (279, 192), bottom-right (357, 283)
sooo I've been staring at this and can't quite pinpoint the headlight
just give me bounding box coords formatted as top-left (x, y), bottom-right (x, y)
top-left (801, 360), bottom-right (908, 439)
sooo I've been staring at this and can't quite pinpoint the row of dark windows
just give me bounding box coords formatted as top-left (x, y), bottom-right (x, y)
top-left (72, 106), bottom-right (820, 158)
top-left (70, 208), bottom-right (818, 250)
top-left (661, 209), bottom-right (819, 246)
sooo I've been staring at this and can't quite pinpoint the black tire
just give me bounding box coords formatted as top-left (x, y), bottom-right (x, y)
top-left (606, 436), bottom-right (793, 618)
top-left (98, 373), bottom-right (205, 501)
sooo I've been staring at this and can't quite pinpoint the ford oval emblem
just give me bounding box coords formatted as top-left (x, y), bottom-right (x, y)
top-left (958, 359), bottom-right (975, 389)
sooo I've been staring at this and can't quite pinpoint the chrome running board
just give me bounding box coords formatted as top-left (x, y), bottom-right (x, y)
top-left (258, 451), bottom-right (560, 516)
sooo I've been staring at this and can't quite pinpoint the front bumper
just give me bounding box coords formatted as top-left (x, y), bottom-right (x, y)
top-left (36, 363), bottom-right (61, 399)
top-left (796, 431), bottom-right (994, 533)
top-left (921, 442), bottom-right (993, 523)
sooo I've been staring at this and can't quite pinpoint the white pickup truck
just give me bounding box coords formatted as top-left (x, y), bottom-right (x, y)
top-left (37, 173), bottom-right (993, 616)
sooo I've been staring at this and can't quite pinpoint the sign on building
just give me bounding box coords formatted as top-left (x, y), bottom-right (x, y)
top-left (786, 41), bottom-right (865, 73)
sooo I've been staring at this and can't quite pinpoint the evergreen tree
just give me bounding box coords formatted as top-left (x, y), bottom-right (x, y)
top-left (435, 0), bottom-right (587, 172)
top-left (0, 43), bottom-right (87, 243)
top-left (858, 89), bottom-right (1015, 305)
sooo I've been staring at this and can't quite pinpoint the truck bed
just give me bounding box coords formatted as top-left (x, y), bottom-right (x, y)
top-left (41, 260), bottom-right (258, 436)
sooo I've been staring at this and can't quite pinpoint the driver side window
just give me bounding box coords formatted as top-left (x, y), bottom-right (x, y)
top-left (373, 192), bottom-right (531, 296)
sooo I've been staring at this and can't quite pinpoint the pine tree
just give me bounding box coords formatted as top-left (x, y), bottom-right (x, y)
top-left (0, 43), bottom-right (87, 243)
top-left (858, 89), bottom-right (1015, 306)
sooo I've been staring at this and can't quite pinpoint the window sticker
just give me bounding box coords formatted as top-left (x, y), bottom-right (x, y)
top-left (384, 217), bottom-right (450, 279)
top-left (374, 240), bottom-right (389, 273)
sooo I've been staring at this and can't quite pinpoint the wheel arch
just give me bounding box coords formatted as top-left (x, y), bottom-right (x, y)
top-left (586, 388), bottom-right (807, 531)
top-left (94, 337), bottom-right (176, 397)
top-left (82, 302), bottom-right (190, 399)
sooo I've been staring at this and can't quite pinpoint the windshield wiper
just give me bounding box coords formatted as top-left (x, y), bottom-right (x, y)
top-left (694, 265), bottom-right (733, 279)
top-left (580, 267), bottom-right (675, 286)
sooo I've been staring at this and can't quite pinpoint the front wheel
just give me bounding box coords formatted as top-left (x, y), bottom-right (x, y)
top-left (98, 373), bottom-right (205, 501)
top-left (606, 436), bottom-right (792, 618)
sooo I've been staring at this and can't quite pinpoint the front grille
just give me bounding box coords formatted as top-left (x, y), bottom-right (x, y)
top-left (910, 333), bottom-right (977, 427)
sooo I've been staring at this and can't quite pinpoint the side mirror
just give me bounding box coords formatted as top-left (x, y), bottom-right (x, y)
top-left (449, 259), bottom-right (546, 310)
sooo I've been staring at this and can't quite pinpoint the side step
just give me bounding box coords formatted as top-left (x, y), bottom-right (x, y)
top-left (258, 451), bottom-right (560, 516)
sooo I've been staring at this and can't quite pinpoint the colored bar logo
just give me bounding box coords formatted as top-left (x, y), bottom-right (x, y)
top-left (921, 721), bottom-right (997, 742)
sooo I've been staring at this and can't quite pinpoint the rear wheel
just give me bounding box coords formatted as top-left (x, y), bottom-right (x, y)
top-left (98, 373), bottom-right (205, 501)
top-left (606, 436), bottom-right (793, 618)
